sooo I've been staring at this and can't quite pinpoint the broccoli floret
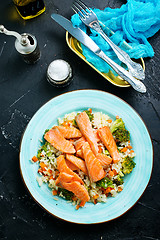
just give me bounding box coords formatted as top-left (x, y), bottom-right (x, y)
top-left (72, 119), bottom-right (78, 128)
top-left (96, 177), bottom-right (114, 189)
top-left (37, 143), bottom-right (47, 159)
top-left (110, 118), bottom-right (125, 132)
top-left (58, 188), bottom-right (74, 200)
top-left (110, 118), bottom-right (130, 143)
top-left (122, 156), bottom-right (136, 174)
top-left (85, 110), bottom-right (94, 122)
top-left (37, 142), bottom-right (50, 159)
top-left (113, 174), bottom-right (124, 185)
top-left (113, 128), bottom-right (130, 143)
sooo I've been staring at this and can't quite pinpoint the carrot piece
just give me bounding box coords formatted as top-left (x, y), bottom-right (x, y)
top-left (62, 120), bottom-right (72, 127)
top-left (121, 147), bottom-right (128, 153)
top-left (127, 145), bottom-right (133, 149)
top-left (62, 121), bottom-right (68, 126)
top-left (94, 199), bottom-right (97, 204)
top-left (76, 205), bottom-right (80, 210)
top-left (118, 187), bottom-right (123, 192)
top-left (98, 145), bottom-right (103, 153)
top-left (130, 150), bottom-right (134, 153)
top-left (93, 194), bottom-right (99, 200)
top-left (49, 175), bottom-right (55, 180)
top-left (72, 196), bottom-right (78, 201)
top-left (116, 115), bottom-right (119, 119)
top-left (105, 187), bottom-right (112, 193)
top-left (32, 156), bottom-right (38, 162)
top-left (88, 108), bottom-right (92, 113)
top-left (79, 200), bottom-right (86, 207)
top-left (112, 169), bottom-right (117, 175)
top-left (52, 190), bottom-right (57, 195)
top-left (48, 169), bottom-right (52, 174)
top-left (38, 168), bottom-right (43, 174)
top-left (107, 119), bottom-right (112, 123)
top-left (109, 170), bottom-right (114, 177)
top-left (40, 162), bottom-right (47, 171)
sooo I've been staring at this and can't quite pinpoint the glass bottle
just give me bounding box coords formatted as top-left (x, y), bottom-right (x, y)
top-left (13, 0), bottom-right (45, 20)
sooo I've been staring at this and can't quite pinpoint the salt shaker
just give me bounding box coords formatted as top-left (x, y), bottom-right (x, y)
top-left (47, 59), bottom-right (73, 87)
top-left (0, 25), bottom-right (40, 64)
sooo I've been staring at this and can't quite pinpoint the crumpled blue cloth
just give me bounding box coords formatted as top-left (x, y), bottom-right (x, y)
top-left (71, 0), bottom-right (160, 74)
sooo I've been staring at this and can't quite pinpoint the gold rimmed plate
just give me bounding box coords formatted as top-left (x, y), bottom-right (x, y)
top-left (66, 32), bottom-right (145, 87)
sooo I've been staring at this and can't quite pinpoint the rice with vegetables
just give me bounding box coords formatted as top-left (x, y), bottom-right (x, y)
top-left (32, 109), bottom-right (136, 209)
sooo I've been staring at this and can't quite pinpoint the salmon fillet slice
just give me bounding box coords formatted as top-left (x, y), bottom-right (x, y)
top-left (74, 137), bottom-right (86, 151)
top-left (98, 126), bottom-right (121, 163)
top-left (82, 142), bottom-right (106, 182)
top-left (96, 153), bottom-right (112, 167)
top-left (56, 155), bottom-right (84, 184)
top-left (65, 159), bottom-right (80, 171)
top-left (93, 129), bottom-right (101, 142)
top-left (55, 172), bottom-right (74, 187)
top-left (76, 149), bottom-right (84, 159)
top-left (44, 128), bottom-right (75, 154)
top-left (66, 154), bottom-right (88, 175)
top-left (62, 181), bottom-right (90, 204)
top-left (55, 126), bottom-right (82, 139)
top-left (76, 112), bottom-right (99, 155)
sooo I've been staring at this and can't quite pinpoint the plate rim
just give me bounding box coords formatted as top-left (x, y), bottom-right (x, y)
top-left (19, 89), bottom-right (153, 224)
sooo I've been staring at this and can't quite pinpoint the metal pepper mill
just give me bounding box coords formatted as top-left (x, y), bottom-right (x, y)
top-left (0, 25), bottom-right (40, 64)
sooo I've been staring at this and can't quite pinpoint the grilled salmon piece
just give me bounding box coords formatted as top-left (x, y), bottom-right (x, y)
top-left (55, 126), bottom-right (82, 139)
top-left (76, 112), bottom-right (99, 155)
top-left (96, 153), bottom-right (112, 167)
top-left (76, 149), bottom-right (84, 159)
top-left (74, 137), bottom-right (86, 151)
top-left (93, 129), bottom-right (101, 142)
top-left (56, 155), bottom-right (84, 184)
top-left (62, 181), bottom-right (90, 204)
top-left (82, 142), bottom-right (106, 182)
top-left (56, 156), bottom-right (89, 205)
top-left (98, 126), bottom-right (121, 163)
top-left (66, 154), bottom-right (88, 175)
top-left (55, 172), bottom-right (74, 187)
top-left (65, 159), bottom-right (80, 171)
top-left (44, 128), bottom-right (75, 154)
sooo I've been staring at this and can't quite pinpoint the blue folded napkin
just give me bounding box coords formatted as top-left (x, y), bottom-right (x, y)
top-left (71, 0), bottom-right (160, 74)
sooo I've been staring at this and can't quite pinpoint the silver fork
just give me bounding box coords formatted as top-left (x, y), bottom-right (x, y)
top-left (72, 0), bottom-right (145, 80)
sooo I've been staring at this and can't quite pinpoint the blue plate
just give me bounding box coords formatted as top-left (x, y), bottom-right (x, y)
top-left (19, 90), bottom-right (153, 224)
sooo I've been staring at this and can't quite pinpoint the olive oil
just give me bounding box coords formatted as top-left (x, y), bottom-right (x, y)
top-left (13, 0), bottom-right (45, 20)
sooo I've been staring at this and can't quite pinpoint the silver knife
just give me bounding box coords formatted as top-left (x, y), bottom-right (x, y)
top-left (51, 13), bottom-right (146, 93)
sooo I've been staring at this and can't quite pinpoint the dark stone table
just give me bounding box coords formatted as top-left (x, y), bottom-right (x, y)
top-left (0, 0), bottom-right (159, 239)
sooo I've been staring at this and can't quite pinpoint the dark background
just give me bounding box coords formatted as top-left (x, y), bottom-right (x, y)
top-left (0, 0), bottom-right (160, 239)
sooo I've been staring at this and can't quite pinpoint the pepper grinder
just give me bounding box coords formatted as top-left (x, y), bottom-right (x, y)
top-left (0, 25), bottom-right (40, 64)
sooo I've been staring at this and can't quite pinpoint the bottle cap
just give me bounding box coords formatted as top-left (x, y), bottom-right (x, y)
top-left (47, 60), bottom-right (72, 87)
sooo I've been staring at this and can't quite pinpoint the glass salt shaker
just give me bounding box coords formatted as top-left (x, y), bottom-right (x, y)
top-left (47, 59), bottom-right (73, 87)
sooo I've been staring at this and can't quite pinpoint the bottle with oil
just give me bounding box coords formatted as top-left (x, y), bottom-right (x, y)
top-left (13, 0), bottom-right (45, 20)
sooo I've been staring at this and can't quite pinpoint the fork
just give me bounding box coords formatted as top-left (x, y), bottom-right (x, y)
top-left (72, 0), bottom-right (145, 80)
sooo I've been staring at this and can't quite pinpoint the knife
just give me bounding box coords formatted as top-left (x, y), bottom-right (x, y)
top-left (51, 13), bottom-right (146, 93)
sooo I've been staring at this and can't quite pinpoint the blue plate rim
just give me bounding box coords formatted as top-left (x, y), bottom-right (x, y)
top-left (19, 89), bottom-right (153, 224)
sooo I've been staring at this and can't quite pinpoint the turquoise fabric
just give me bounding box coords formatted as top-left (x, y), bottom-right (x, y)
top-left (71, 0), bottom-right (160, 74)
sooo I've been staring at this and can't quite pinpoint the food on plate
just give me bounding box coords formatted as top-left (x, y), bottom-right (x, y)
top-left (98, 126), bottom-right (121, 163)
top-left (32, 109), bottom-right (136, 209)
